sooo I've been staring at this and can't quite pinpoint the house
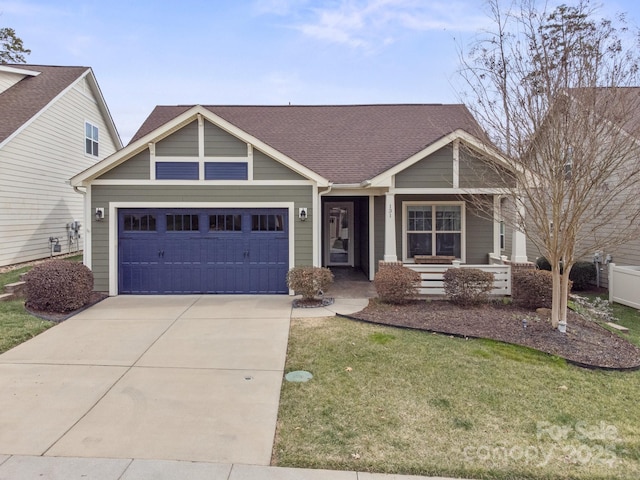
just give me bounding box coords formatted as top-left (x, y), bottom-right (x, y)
top-left (70, 104), bottom-right (524, 295)
top-left (0, 64), bottom-right (121, 267)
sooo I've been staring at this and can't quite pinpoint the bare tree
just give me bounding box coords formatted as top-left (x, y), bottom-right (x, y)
top-left (458, 0), bottom-right (640, 329)
top-left (1, 26), bottom-right (31, 63)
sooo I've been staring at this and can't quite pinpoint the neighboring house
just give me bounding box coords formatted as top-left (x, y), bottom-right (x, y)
top-left (70, 104), bottom-right (521, 295)
top-left (0, 64), bottom-right (121, 267)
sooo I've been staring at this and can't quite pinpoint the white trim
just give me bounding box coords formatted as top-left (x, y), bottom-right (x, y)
top-left (369, 195), bottom-right (375, 280)
top-left (312, 184), bottom-right (319, 266)
top-left (152, 156), bottom-right (251, 163)
top-left (493, 195), bottom-right (501, 256)
top-left (107, 201), bottom-right (296, 296)
top-left (91, 179), bottom-right (315, 186)
top-left (393, 187), bottom-right (511, 195)
top-left (383, 192), bottom-right (397, 262)
top-left (72, 105), bottom-right (328, 187)
top-left (84, 185), bottom-right (92, 269)
top-left (367, 129), bottom-right (512, 187)
top-left (247, 144), bottom-right (254, 181)
top-left (149, 143), bottom-right (156, 180)
top-left (401, 201), bottom-right (466, 263)
top-left (0, 65), bottom-right (41, 76)
top-left (323, 187), bottom-right (387, 196)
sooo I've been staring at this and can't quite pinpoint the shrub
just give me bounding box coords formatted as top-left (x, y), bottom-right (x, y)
top-left (374, 264), bottom-right (420, 304)
top-left (512, 269), bottom-right (572, 309)
top-left (286, 266), bottom-right (334, 300)
top-left (25, 260), bottom-right (94, 313)
top-left (569, 261), bottom-right (597, 291)
top-left (443, 268), bottom-right (494, 306)
top-left (536, 257), bottom-right (596, 291)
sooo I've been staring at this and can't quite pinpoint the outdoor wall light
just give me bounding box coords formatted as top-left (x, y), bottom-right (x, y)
top-left (299, 208), bottom-right (308, 221)
top-left (95, 208), bottom-right (105, 222)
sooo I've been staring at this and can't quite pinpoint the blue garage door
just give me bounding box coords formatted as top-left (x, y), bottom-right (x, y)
top-left (118, 208), bottom-right (288, 294)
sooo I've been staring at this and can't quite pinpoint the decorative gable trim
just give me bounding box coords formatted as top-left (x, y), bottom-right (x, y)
top-left (72, 105), bottom-right (328, 187)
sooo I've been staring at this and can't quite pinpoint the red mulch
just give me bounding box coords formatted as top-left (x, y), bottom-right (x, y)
top-left (348, 299), bottom-right (640, 370)
top-left (25, 292), bottom-right (108, 322)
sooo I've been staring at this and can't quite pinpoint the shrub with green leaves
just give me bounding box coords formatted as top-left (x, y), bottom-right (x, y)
top-left (443, 268), bottom-right (495, 306)
top-left (374, 264), bottom-right (420, 304)
top-left (512, 269), bottom-right (572, 309)
top-left (25, 260), bottom-right (94, 313)
top-left (569, 261), bottom-right (597, 291)
top-left (286, 266), bottom-right (334, 300)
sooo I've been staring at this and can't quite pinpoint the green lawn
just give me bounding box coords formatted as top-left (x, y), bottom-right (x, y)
top-left (274, 304), bottom-right (640, 480)
top-left (0, 258), bottom-right (84, 354)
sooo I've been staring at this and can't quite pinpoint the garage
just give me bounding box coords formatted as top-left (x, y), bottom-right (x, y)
top-left (118, 208), bottom-right (289, 294)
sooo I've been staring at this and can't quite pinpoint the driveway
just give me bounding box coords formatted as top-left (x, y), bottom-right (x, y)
top-left (0, 295), bottom-right (292, 465)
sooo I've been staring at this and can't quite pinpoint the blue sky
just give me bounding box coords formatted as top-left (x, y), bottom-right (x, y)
top-left (2, 0), bottom-right (640, 143)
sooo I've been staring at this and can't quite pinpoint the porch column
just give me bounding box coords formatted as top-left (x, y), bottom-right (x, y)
top-left (383, 192), bottom-right (398, 262)
top-left (511, 197), bottom-right (528, 263)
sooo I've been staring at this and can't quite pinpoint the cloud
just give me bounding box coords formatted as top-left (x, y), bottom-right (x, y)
top-left (256, 0), bottom-right (488, 50)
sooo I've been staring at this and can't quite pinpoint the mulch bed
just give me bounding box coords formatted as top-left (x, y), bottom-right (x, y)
top-left (348, 299), bottom-right (640, 370)
top-left (25, 292), bottom-right (108, 322)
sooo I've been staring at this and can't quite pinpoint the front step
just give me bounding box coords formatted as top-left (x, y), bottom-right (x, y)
top-left (4, 281), bottom-right (26, 297)
top-left (0, 292), bottom-right (15, 302)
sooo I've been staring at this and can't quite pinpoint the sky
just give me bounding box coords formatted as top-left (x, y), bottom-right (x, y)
top-left (2, 0), bottom-right (640, 144)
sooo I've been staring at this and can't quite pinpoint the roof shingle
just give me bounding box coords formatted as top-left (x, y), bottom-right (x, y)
top-left (130, 104), bottom-right (486, 184)
top-left (0, 64), bottom-right (88, 144)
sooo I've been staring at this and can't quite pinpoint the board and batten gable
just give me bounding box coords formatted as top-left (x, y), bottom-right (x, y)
top-left (97, 149), bottom-right (151, 180)
top-left (204, 121), bottom-right (247, 157)
top-left (90, 184), bottom-right (314, 291)
top-left (0, 72), bottom-right (119, 266)
top-left (395, 146), bottom-right (454, 188)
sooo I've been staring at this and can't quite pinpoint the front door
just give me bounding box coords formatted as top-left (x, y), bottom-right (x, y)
top-left (324, 202), bottom-right (354, 266)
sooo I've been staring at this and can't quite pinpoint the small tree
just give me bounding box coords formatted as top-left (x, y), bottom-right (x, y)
top-left (0, 26), bottom-right (31, 63)
top-left (458, 0), bottom-right (640, 330)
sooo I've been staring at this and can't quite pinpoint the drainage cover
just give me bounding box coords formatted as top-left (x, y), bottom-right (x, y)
top-left (285, 370), bottom-right (313, 382)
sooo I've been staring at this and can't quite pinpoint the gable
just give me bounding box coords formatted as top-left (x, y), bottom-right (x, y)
top-left (459, 151), bottom-right (516, 188)
top-left (395, 146), bottom-right (454, 188)
top-left (97, 149), bottom-right (150, 180)
top-left (253, 150), bottom-right (306, 180)
top-left (156, 120), bottom-right (199, 157)
top-left (204, 121), bottom-right (247, 157)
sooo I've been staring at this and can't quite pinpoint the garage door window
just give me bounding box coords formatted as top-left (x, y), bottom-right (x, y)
top-left (209, 214), bottom-right (242, 231)
top-left (252, 214), bottom-right (284, 231)
top-left (166, 214), bottom-right (199, 231)
top-left (123, 214), bottom-right (156, 231)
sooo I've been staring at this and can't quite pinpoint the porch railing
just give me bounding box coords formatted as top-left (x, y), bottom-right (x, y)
top-left (406, 263), bottom-right (512, 296)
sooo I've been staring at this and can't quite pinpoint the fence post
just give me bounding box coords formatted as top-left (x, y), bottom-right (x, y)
top-left (608, 263), bottom-right (615, 303)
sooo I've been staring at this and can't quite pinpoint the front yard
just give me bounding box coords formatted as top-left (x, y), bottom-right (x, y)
top-left (274, 304), bottom-right (640, 480)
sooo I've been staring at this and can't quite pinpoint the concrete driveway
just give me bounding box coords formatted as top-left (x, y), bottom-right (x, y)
top-left (0, 295), bottom-right (292, 465)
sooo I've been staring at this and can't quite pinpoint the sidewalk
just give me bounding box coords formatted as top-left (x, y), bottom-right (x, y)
top-left (0, 456), bottom-right (470, 480)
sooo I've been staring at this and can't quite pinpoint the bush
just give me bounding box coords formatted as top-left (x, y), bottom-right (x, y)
top-left (25, 260), bottom-right (94, 313)
top-left (286, 266), bottom-right (334, 300)
top-left (512, 269), bottom-right (572, 309)
top-left (443, 268), bottom-right (495, 306)
top-left (374, 264), bottom-right (420, 304)
top-left (569, 261), bottom-right (597, 291)
top-left (536, 257), bottom-right (596, 291)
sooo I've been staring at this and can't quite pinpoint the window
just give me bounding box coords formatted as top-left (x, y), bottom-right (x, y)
top-left (205, 162), bottom-right (248, 180)
top-left (405, 204), bottom-right (462, 259)
top-left (500, 221), bottom-right (505, 250)
top-left (123, 214), bottom-right (156, 231)
top-left (85, 122), bottom-right (99, 156)
top-left (166, 214), bottom-right (199, 231)
top-left (156, 162), bottom-right (199, 180)
top-left (252, 214), bottom-right (284, 231)
top-left (209, 214), bottom-right (242, 231)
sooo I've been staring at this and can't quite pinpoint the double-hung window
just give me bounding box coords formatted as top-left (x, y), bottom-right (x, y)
top-left (85, 121), bottom-right (99, 157)
top-left (405, 203), bottom-right (463, 260)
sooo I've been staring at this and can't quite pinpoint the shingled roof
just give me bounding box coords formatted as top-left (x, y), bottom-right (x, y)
top-left (130, 104), bottom-right (486, 184)
top-left (0, 64), bottom-right (91, 145)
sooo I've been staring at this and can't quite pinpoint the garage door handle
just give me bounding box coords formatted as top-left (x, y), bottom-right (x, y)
top-left (158, 250), bottom-right (165, 258)
top-left (243, 249), bottom-right (250, 258)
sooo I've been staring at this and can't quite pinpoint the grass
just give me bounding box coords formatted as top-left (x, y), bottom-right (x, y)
top-left (0, 256), bottom-right (83, 354)
top-left (274, 307), bottom-right (640, 480)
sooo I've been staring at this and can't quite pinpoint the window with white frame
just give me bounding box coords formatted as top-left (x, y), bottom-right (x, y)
top-left (405, 203), bottom-right (463, 260)
top-left (500, 220), bottom-right (505, 250)
top-left (85, 121), bottom-right (99, 156)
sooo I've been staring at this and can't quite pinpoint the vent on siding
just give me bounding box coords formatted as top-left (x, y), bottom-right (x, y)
top-left (156, 162), bottom-right (199, 180)
top-left (205, 162), bottom-right (248, 180)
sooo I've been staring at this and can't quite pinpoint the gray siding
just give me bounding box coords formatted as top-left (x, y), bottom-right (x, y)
top-left (459, 151), bottom-right (516, 188)
top-left (156, 121), bottom-right (198, 157)
top-left (97, 149), bottom-right (150, 180)
top-left (253, 150), bottom-right (306, 180)
top-left (204, 121), bottom-right (247, 157)
top-left (91, 184), bottom-right (313, 291)
top-left (393, 195), bottom-right (493, 264)
top-left (395, 146), bottom-right (453, 188)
